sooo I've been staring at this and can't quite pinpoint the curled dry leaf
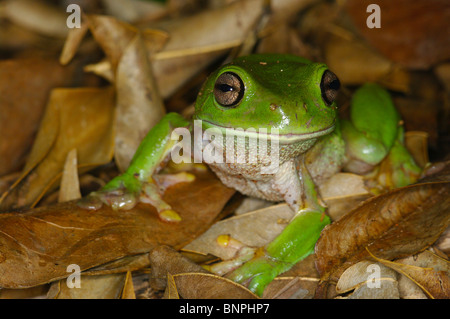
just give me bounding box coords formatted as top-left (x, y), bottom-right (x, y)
top-left (58, 149), bottom-right (81, 203)
top-left (114, 32), bottom-right (166, 171)
top-left (262, 254), bottom-right (320, 299)
top-left (47, 273), bottom-right (127, 299)
top-left (164, 272), bottom-right (180, 299)
top-left (61, 15), bottom-right (167, 171)
top-left (0, 169), bottom-right (235, 289)
top-left (171, 273), bottom-right (258, 299)
top-left (324, 33), bottom-right (410, 92)
top-left (0, 57), bottom-right (75, 177)
top-left (368, 249), bottom-right (450, 299)
top-left (343, 0), bottom-right (450, 69)
top-left (149, 245), bottom-right (209, 291)
top-left (315, 178), bottom-right (450, 297)
top-left (0, 87), bottom-right (116, 210)
top-left (151, 0), bottom-right (268, 98)
top-left (335, 260), bottom-right (399, 299)
top-left (1, 0), bottom-right (68, 38)
top-left (121, 271), bottom-right (136, 299)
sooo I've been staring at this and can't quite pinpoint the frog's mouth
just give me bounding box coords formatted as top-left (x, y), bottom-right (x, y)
top-left (196, 119), bottom-right (335, 144)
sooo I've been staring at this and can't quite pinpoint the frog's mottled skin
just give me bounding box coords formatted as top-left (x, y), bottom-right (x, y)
top-left (83, 54), bottom-right (421, 296)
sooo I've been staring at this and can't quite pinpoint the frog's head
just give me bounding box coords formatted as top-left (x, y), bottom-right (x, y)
top-left (194, 54), bottom-right (340, 144)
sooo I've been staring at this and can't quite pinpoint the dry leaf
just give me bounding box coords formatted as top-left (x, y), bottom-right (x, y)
top-left (0, 169), bottom-right (235, 289)
top-left (121, 271), bottom-right (136, 299)
top-left (172, 273), bottom-right (258, 299)
top-left (335, 260), bottom-right (399, 297)
top-left (48, 273), bottom-right (127, 299)
top-left (315, 180), bottom-right (450, 297)
top-left (263, 254), bottom-right (320, 299)
top-left (60, 21), bottom-right (90, 65)
top-left (102, 0), bottom-right (167, 23)
top-left (344, 0), bottom-right (450, 69)
top-left (149, 245), bottom-right (209, 291)
top-left (58, 149), bottom-right (81, 203)
top-left (368, 250), bottom-right (450, 299)
top-left (1, 0), bottom-right (68, 38)
top-left (151, 0), bottom-right (267, 98)
top-left (114, 32), bottom-right (166, 171)
top-left (0, 87), bottom-right (116, 210)
top-left (324, 33), bottom-right (409, 92)
top-left (164, 272), bottom-right (180, 299)
top-left (0, 57), bottom-right (75, 177)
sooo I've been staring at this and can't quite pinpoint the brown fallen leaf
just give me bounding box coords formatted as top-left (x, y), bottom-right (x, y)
top-left (323, 33), bottom-right (410, 92)
top-left (335, 260), bottom-right (400, 299)
top-left (148, 245), bottom-right (209, 291)
top-left (1, 0), bottom-right (69, 38)
top-left (263, 254), bottom-right (320, 299)
top-left (164, 272), bottom-right (180, 299)
top-left (121, 271), bottom-right (136, 299)
top-left (343, 0), bottom-right (450, 69)
top-left (0, 169), bottom-right (235, 289)
top-left (0, 87), bottom-right (116, 210)
top-left (315, 179), bottom-right (450, 298)
top-left (114, 31), bottom-right (166, 171)
top-left (61, 15), bottom-right (168, 171)
top-left (367, 249), bottom-right (450, 299)
top-left (58, 149), bottom-right (81, 203)
top-left (47, 273), bottom-right (127, 299)
top-left (171, 273), bottom-right (258, 299)
top-left (59, 20), bottom-right (90, 66)
top-left (0, 57), bottom-right (75, 177)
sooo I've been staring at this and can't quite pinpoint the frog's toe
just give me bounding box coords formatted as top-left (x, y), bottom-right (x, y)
top-left (78, 189), bottom-right (138, 211)
top-left (158, 209), bottom-right (182, 223)
top-left (79, 189), bottom-right (137, 210)
top-left (77, 193), bottom-right (104, 210)
top-left (154, 171), bottom-right (196, 192)
top-left (140, 183), bottom-right (182, 222)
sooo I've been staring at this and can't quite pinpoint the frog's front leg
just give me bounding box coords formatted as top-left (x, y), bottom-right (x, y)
top-left (224, 158), bottom-right (330, 296)
top-left (79, 112), bottom-right (191, 222)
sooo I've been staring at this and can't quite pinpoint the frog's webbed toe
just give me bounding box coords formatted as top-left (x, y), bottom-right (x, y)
top-left (140, 183), bottom-right (182, 222)
top-left (77, 188), bottom-right (138, 211)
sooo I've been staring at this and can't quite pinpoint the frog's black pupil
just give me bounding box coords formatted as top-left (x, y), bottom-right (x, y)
top-left (329, 79), bottom-right (340, 91)
top-left (218, 84), bottom-right (234, 92)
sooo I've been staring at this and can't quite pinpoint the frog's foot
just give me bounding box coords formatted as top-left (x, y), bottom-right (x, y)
top-left (226, 248), bottom-right (290, 297)
top-left (140, 183), bottom-right (182, 222)
top-left (205, 236), bottom-right (294, 297)
top-left (78, 174), bottom-right (182, 222)
top-left (78, 188), bottom-right (139, 211)
top-left (370, 140), bottom-right (422, 190)
top-left (204, 235), bottom-right (256, 276)
top-left (153, 171), bottom-right (196, 192)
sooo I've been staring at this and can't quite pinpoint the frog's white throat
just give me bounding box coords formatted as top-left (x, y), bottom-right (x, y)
top-left (197, 119), bottom-right (335, 145)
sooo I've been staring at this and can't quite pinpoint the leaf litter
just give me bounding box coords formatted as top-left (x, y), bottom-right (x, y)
top-left (0, 0), bottom-right (449, 299)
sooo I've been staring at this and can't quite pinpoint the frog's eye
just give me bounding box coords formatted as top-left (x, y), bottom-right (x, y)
top-left (214, 72), bottom-right (244, 107)
top-left (320, 70), bottom-right (340, 106)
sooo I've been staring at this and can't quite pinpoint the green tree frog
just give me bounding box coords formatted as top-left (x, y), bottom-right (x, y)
top-left (81, 54), bottom-right (421, 296)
